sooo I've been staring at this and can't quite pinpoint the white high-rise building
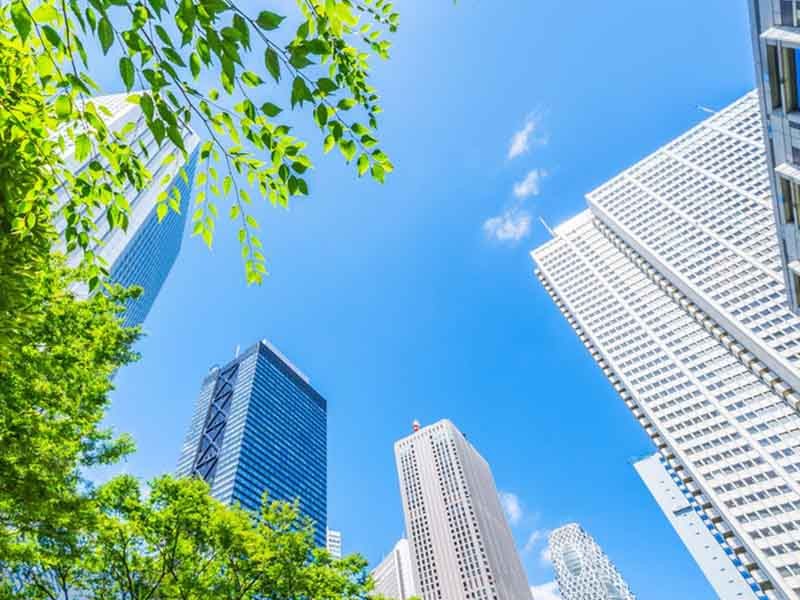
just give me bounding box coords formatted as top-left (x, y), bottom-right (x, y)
top-left (634, 454), bottom-right (762, 600)
top-left (549, 524), bottom-right (634, 600)
top-left (54, 93), bottom-right (199, 327)
top-left (327, 529), bottom-right (342, 559)
top-left (532, 92), bottom-right (800, 600)
top-left (371, 538), bottom-right (417, 600)
top-left (394, 419), bottom-right (530, 600)
top-left (748, 0), bottom-right (800, 314)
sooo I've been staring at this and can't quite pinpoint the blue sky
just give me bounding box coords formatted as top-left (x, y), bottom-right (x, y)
top-left (97, 1), bottom-right (756, 597)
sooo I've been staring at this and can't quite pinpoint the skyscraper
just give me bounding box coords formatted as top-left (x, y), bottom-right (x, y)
top-left (394, 419), bottom-right (530, 600)
top-left (749, 0), bottom-right (800, 314)
top-left (176, 339), bottom-right (327, 546)
top-left (532, 92), bottom-right (800, 599)
top-left (549, 523), bottom-right (635, 600)
top-left (371, 538), bottom-right (418, 600)
top-left (54, 93), bottom-right (199, 327)
top-left (634, 454), bottom-right (762, 599)
top-left (327, 528), bottom-right (342, 559)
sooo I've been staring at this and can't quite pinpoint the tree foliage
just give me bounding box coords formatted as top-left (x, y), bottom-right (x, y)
top-left (4, 0), bottom-right (398, 285)
top-left (0, 27), bottom-right (140, 550)
top-left (3, 476), bottom-right (377, 600)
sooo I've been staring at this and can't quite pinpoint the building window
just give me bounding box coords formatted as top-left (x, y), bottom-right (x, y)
top-left (781, 178), bottom-right (796, 223)
top-left (768, 45), bottom-right (783, 110)
top-left (794, 274), bottom-right (800, 307)
top-left (784, 46), bottom-right (800, 112)
top-left (783, 1), bottom-right (796, 26)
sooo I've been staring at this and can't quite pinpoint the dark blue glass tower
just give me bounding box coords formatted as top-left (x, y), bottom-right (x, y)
top-left (177, 340), bottom-right (327, 546)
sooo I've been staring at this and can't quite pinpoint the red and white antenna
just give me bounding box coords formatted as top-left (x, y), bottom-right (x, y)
top-left (412, 420), bottom-right (421, 432)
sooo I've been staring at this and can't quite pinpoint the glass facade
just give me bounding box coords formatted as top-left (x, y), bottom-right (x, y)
top-left (177, 340), bottom-right (327, 546)
top-left (110, 147), bottom-right (199, 327)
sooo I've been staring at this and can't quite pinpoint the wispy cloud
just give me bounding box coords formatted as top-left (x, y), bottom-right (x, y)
top-left (540, 545), bottom-right (552, 566)
top-left (513, 169), bottom-right (547, 199)
top-left (507, 115), bottom-right (544, 160)
top-left (483, 209), bottom-right (532, 243)
top-left (523, 528), bottom-right (549, 554)
top-left (530, 582), bottom-right (561, 600)
top-left (499, 491), bottom-right (523, 526)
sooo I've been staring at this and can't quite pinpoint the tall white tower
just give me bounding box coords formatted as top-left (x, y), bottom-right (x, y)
top-left (549, 524), bottom-right (635, 600)
top-left (532, 92), bottom-right (800, 600)
top-left (371, 538), bottom-right (418, 600)
top-left (394, 419), bottom-right (530, 600)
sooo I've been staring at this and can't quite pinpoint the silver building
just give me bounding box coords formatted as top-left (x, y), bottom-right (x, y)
top-left (371, 538), bottom-right (418, 600)
top-left (327, 528), bottom-right (342, 559)
top-left (54, 93), bottom-right (199, 327)
top-left (532, 93), bottom-right (800, 599)
top-left (548, 523), bottom-right (635, 600)
top-left (394, 419), bottom-right (530, 600)
top-left (749, 0), bottom-right (800, 313)
top-left (634, 454), bottom-right (762, 599)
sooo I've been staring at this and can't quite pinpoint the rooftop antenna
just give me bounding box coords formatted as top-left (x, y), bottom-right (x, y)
top-left (412, 419), bottom-right (421, 433)
top-left (539, 216), bottom-right (555, 237)
top-left (697, 105), bottom-right (716, 114)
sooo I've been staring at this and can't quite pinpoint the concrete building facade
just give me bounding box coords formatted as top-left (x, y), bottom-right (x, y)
top-left (532, 93), bottom-right (800, 599)
top-left (394, 419), bottom-right (530, 600)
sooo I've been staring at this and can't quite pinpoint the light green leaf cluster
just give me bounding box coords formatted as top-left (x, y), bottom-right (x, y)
top-left (4, 0), bottom-right (399, 286)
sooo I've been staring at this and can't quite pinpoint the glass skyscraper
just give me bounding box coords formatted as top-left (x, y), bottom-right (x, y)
top-left (176, 340), bottom-right (327, 546)
top-left (54, 93), bottom-right (199, 328)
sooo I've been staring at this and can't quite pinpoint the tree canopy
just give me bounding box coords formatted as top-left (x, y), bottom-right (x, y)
top-left (5, 0), bottom-right (398, 285)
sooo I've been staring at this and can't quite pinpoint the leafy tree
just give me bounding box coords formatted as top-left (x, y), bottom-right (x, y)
top-left (3, 475), bottom-right (378, 600)
top-left (4, 0), bottom-right (398, 285)
top-left (0, 26), bottom-right (139, 551)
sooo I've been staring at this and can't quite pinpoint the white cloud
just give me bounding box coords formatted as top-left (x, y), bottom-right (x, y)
top-left (540, 545), bottom-right (552, 566)
top-left (483, 209), bottom-right (532, 243)
top-left (513, 169), bottom-right (547, 199)
top-left (530, 581), bottom-right (561, 600)
top-left (499, 492), bottom-right (523, 526)
top-left (507, 115), bottom-right (545, 160)
top-left (523, 528), bottom-right (548, 554)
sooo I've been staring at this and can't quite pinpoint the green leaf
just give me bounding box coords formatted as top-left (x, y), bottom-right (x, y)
top-left (337, 98), bottom-right (356, 111)
top-left (119, 57), bottom-right (135, 91)
top-left (223, 175), bottom-right (232, 195)
top-left (156, 203), bottom-right (168, 222)
top-left (261, 102), bottom-right (282, 117)
top-left (10, 1), bottom-right (32, 41)
top-left (316, 77), bottom-right (337, 94)
top-left (54, 95), bottom-right (72, 119)
top-left (357, 153), bottom-right (369, 176)
top-left (338, 139), bottom-right (356, 162)
top-left (256, 10), bottom-right (285, 30)
top-left (265, 47), bottom-right (280, 82)
top-left (290, 76), bottom-right (313, 108)
top-left (32, 3), bottom-right (59, 23)
top-left (190, 52), bottom-right (201, 79)
top-left (75, 133), bottom-right (91, 162)
top-left (163, 46), bottom-right (186, 67)
top-left (98, 16), bottom-right (113, 54)
top-left (241, 71), bottom-right (263, 87)
top-left (323, 134), bottom-right (335, 154)
top-left (314, 104), bottom-right (328, 127)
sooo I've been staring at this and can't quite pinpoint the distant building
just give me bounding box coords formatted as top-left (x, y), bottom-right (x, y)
top-left (634, 454), bottom-right (761, 599)
top-left (327, 529), bottom-right (342, 559)
top-left (371, 538), bottom-right (417, 600)
top-left (394, 419), bottom-right (529, 600)
top-left (549, 523), bottom-right (635, 600)
top-left (55, 93), bottom-right (199, 327)
top-left (749, 0), bottom-right (800, 314)
top-left (532, 92), bottom-right (800, 599)
top-left (176, 340), bottom-right (327, 546)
